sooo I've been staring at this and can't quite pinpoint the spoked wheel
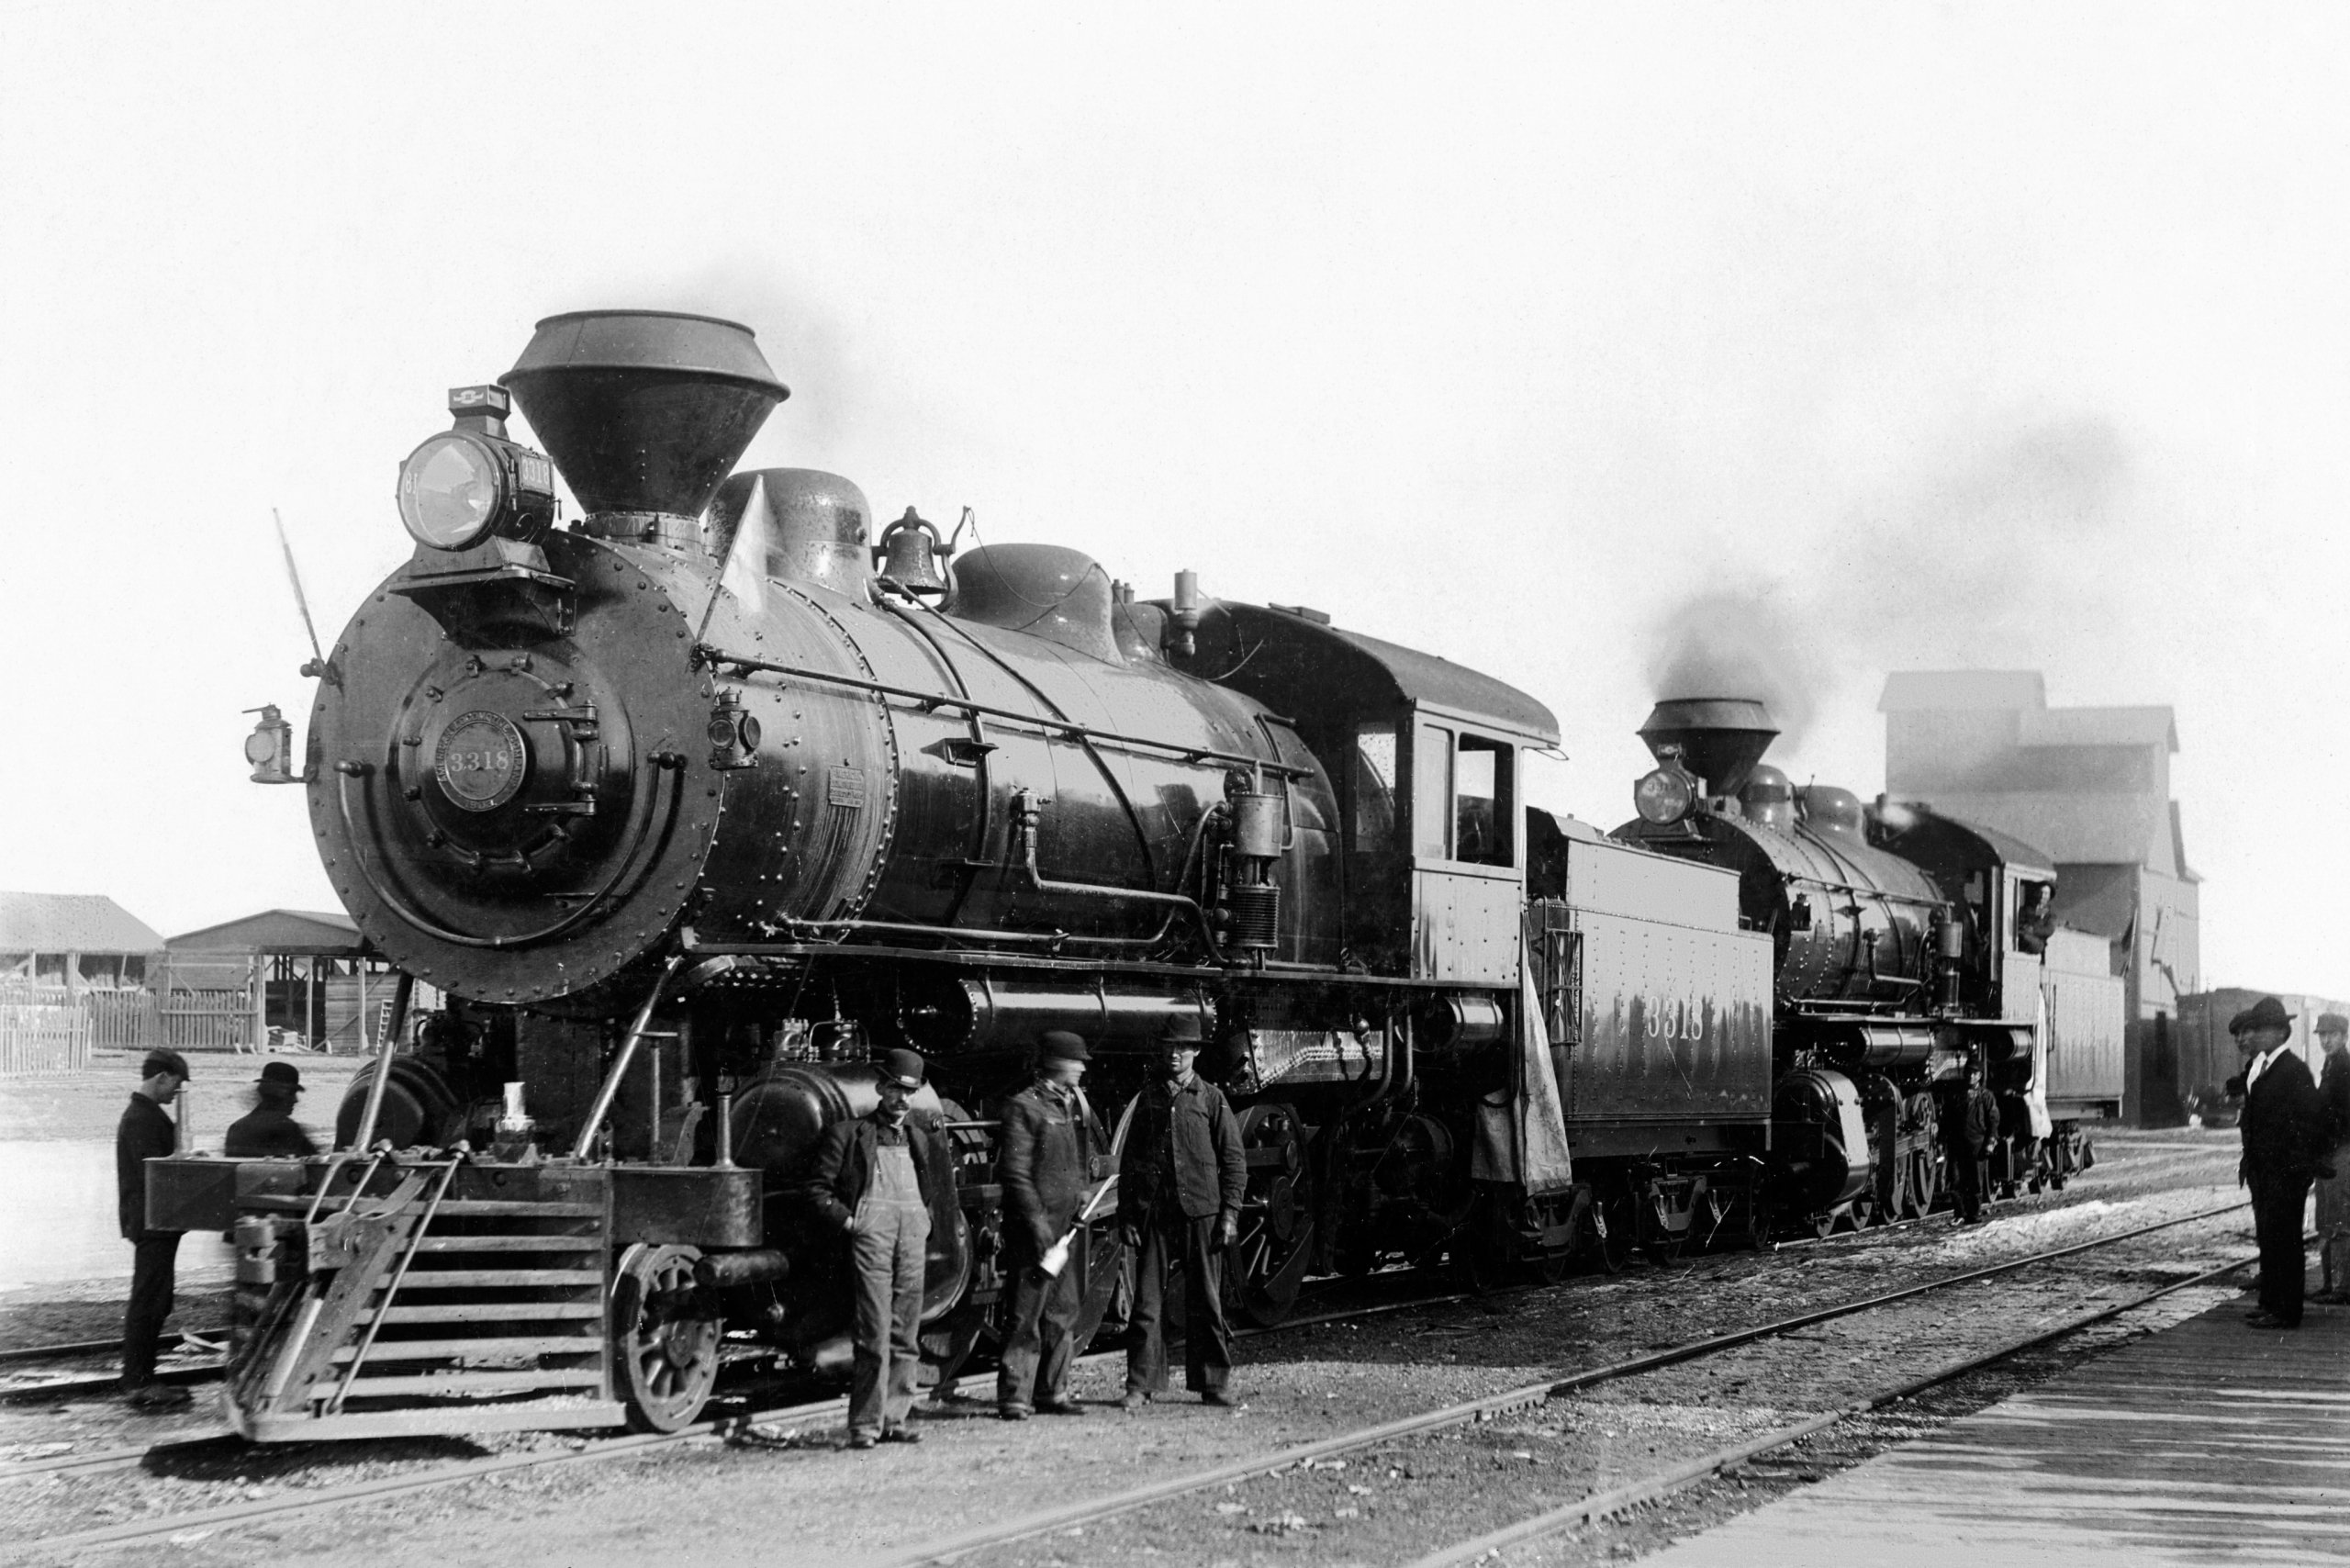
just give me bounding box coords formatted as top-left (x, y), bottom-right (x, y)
top-left (612, 1243), bottom-right (722, 1433)
top-left (1230, 1104), bottom-right (1315, 1327)
top-left (1592, 1194), bottom-right (1634, 1274)
top-left (1846, 1193), bottom-right (1877, 1231)
top-left (1902, 1151), bottom-right (1941, 1219)
top-left (1739, 1189), bottom-right (1774, 1251)
top-left (1810, 1205), bottom-right (1840, 1240)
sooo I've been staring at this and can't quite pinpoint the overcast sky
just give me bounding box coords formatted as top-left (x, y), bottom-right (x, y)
top-left (1, 4), bottom-right (2343, 995)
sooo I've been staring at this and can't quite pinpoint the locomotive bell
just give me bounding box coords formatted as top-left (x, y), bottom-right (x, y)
top-left (874, 508), bottom-right (950, 594)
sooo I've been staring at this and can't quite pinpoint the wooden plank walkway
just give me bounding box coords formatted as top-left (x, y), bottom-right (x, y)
top-left (1646, 1293), bottom-right (2350, 1566)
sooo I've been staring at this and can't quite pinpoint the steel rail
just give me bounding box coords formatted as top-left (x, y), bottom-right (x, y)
top-left (4, 1274), bottom-right (1475, 1552)
top-left (1402, 1250), bottom-right (2261, 1568)
top-left (0, 1329), bottom-right (226, 1367)
top-left (871, 1199), bottom-right (2250, 1566)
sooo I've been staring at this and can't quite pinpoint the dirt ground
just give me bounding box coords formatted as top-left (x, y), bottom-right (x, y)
top-left (0, 1050), bottom-right (362, 1144)
top-left (0, 1132), bottom-right (2252, 1568)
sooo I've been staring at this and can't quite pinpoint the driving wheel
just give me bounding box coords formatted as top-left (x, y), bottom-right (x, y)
top-left (1231, 1103), bottom-right (1315, 1327)
top-left (612, 1243), bottom-right (722, 1433)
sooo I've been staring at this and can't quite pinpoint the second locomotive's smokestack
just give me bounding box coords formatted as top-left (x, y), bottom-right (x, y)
top-left (500, 309), bottom-right (788, 535)
top-left (1638, 697), bottom-right (1778, 797)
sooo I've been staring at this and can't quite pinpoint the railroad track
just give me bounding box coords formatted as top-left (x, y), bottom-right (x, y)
top-left (4, 1191), bottom-right (2245, 1557)
top-left (868, 1198), bottom-right (2251, 1566)
top-left (1, 1282), bottom-right (1474, 1556)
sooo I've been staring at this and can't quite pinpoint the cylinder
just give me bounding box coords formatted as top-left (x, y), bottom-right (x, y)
top-left (1419, 993), bottom-right (1507, 1051)
top-left (1231, 790), bottom-right (1286, 859)
top-left (1228, 882), bottom-right (1280, 951)
top-left (901, 976), bottom-right (1214, 1055)
top-left (694, 1249), bottom-right (790, 1289)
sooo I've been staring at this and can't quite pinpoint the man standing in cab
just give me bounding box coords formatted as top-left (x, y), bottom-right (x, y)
top-left (1119, 1014), bottom-right (1247, 1410)
top-left (2229, 996), bottom-right (2329, 1329)
top-left (997, 1030), bottom-right (1106, 1419)
top-left (117, 1048), bottom-right (192, 1409)
top-left (805, 1048), bottom-right (940, 1448)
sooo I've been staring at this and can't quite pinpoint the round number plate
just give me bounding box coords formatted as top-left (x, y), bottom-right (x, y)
top-left (433, 711), bottom-right (528, 812)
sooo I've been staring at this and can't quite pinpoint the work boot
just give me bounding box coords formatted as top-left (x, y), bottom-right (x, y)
top-left (1119, 1390), bottom-right (1150, 1412)
top-left (998, 1405), bottom-right (1032, 1421)
top-left (1201, 1389), bottom-right (1234, 1407)
top-left (846, 1431), bottom-right (878, 1450)
top-left (1036, 1397), bottom-right (1088, 1417)
top-left (878, 1425), bottom-right (923, 1444)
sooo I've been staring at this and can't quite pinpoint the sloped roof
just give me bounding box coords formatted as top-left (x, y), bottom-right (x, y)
top-left (1919, 792), bottom-right (2175, 871)
top-left (2018, 706), bottom-right (2178, 752)
top-left (1879, 670), bottom-right (2046, 711)
top-left (165, 909), bottom-right (364, 956)
top-left (0, 892), bottom-right (166, 953)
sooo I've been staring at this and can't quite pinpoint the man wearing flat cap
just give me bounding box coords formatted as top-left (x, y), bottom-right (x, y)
top-left (116, 1048), bottom-right (191, 1408)
top-left (2311, 1014), bottom-right (2350, 1303)
top-left (2228, 996), bottom-right (2329, 1328)
top-left (1119, 1014), bottom-right (1248, 1408)
top-left (804, 1047), bottom-right (945, 1448)
top-left (224, 1062), bottom-right (319, 1159)
top-left (996, 1030), bottom-right (1107, 1418)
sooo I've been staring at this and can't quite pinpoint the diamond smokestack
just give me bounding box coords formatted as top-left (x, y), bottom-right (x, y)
top-left (500, 309), bottom-right (789, 529)
top-left (1638, 697), bottom-right (1778, 797)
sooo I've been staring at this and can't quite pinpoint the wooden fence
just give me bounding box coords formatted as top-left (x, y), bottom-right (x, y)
top-left (0, 984), bottom-right (162, 1074)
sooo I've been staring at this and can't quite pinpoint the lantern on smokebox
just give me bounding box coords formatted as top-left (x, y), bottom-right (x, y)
top-left (244, 704), bottom-right (300, 785)
top-left (707, 689), bottom-right (760, 770)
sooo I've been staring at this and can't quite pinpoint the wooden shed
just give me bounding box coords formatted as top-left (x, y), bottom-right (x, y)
top-left (0, 891), bottom-right (166, 1071)
top-left (162, 910), bottom-right (427, 1054)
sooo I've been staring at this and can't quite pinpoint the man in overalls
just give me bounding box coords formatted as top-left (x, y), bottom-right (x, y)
top-left (805, 1048), bottom-right (938, 1449)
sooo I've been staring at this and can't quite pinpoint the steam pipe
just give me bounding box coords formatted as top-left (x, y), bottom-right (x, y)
top-left (1013, 790), bottom-right (1227, 964)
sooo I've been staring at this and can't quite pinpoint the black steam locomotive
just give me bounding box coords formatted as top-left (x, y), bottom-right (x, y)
top-left (149, 310), bottom-right (2109, 1441)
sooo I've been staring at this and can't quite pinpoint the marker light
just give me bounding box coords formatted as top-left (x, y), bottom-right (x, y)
top-left (1633, 765), bottom-right (1695, 825)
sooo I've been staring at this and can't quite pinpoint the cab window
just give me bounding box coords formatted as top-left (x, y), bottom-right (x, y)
top-left (1412, 723), bottom-right (1515, 867)
top-left (1414, 722), bottom-right (1452, 858)
top-left (1350, 722), bottom-right (1398, 853)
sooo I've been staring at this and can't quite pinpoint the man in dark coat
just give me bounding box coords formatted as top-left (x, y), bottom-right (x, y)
top-left (2227, 995), bottom-right (2330, 1328)
top-left (996, 1030), bottom-right (1107, 1419)
top-left (116, 1048), bottom-right (191, 1408)
top-left (803, 1048), bottom-right (944, 1448)
top-left (1118, 1014), bottom-right (1248, 1409)
top-left (224, 1062), bottom-right (319, 1159)
top-left (1946, 1063), bottom-right (1999, 1224)
top-left (2313, 1014), bottom-right (2350, 1303)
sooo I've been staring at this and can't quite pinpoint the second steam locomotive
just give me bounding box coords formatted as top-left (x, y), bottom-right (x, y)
top-left (153, 309), bottom-right (2114, 1439)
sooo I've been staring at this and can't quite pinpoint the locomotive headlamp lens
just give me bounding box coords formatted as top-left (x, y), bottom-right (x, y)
top-left (397, 432), bottom-right (505, 550)
top-left (1634, 767), bottom-right (1695, 825)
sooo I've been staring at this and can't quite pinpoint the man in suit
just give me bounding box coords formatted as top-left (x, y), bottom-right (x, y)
top-left (116, 1048), bottom-right (192, 1409)
top-left (1946, 1063), bottom-right (1999, 1224)
top-left (2311, 1013), bottom-right (2350, 1304)
top-left (1118, 1014), bottom-right (1248, 1409)
top-left (803, 1049), bottom-right (945, 1448)
top-left (2227, 996), bottom-right (2330, 1328)
top-left (224, 1062), bottom-right (319, 1159)
top-left (995, 1030), bottom-right (1106, 1419)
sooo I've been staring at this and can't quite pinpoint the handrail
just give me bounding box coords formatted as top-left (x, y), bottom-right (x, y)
top-left (325, 1159), bottom-right (460, 1414)
top-left (694, 643), bottom-right (1310, 778)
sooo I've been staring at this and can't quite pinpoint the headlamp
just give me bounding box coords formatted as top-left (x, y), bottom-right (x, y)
top-left (1633, 765), bottom-right (1695, 825)
top-left (395, 386), bottom-right (558, 552)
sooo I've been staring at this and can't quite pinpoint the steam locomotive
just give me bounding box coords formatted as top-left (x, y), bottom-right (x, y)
top-left (150, 310), bottom-right (2110, 1441)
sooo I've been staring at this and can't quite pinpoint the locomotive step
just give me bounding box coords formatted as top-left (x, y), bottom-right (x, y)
top-left (364, 1303), bottom-right (604, 1325)
top-left (326, 1368), bottom-right (607, 1398)
top-left (327, 1334), bottom-right (600, 1364)
top-left (408, 1235), bottom-right (603, 1252)
top-left (241, 1197), bottom-right (605, 1218)
top-left (373, 1268), bottom-right (603, 1289)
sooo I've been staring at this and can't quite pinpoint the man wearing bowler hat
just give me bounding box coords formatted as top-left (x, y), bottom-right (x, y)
top-left (804, 1048), bottom-right (944, 1447)
top-left (224, 1061), bottom-right (319, 1159)
top-left (2227, 995), bottom-right (2330, 1328)
top-left (116, 1048), bottom-right (192, 1408)
top-left (996, 1029), bottom-right (1107, 1418)
top-left (1119, 1014), bottom-right (1248, 1409)
top-left (2309, 1013), bottom-right (2350, 1302)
